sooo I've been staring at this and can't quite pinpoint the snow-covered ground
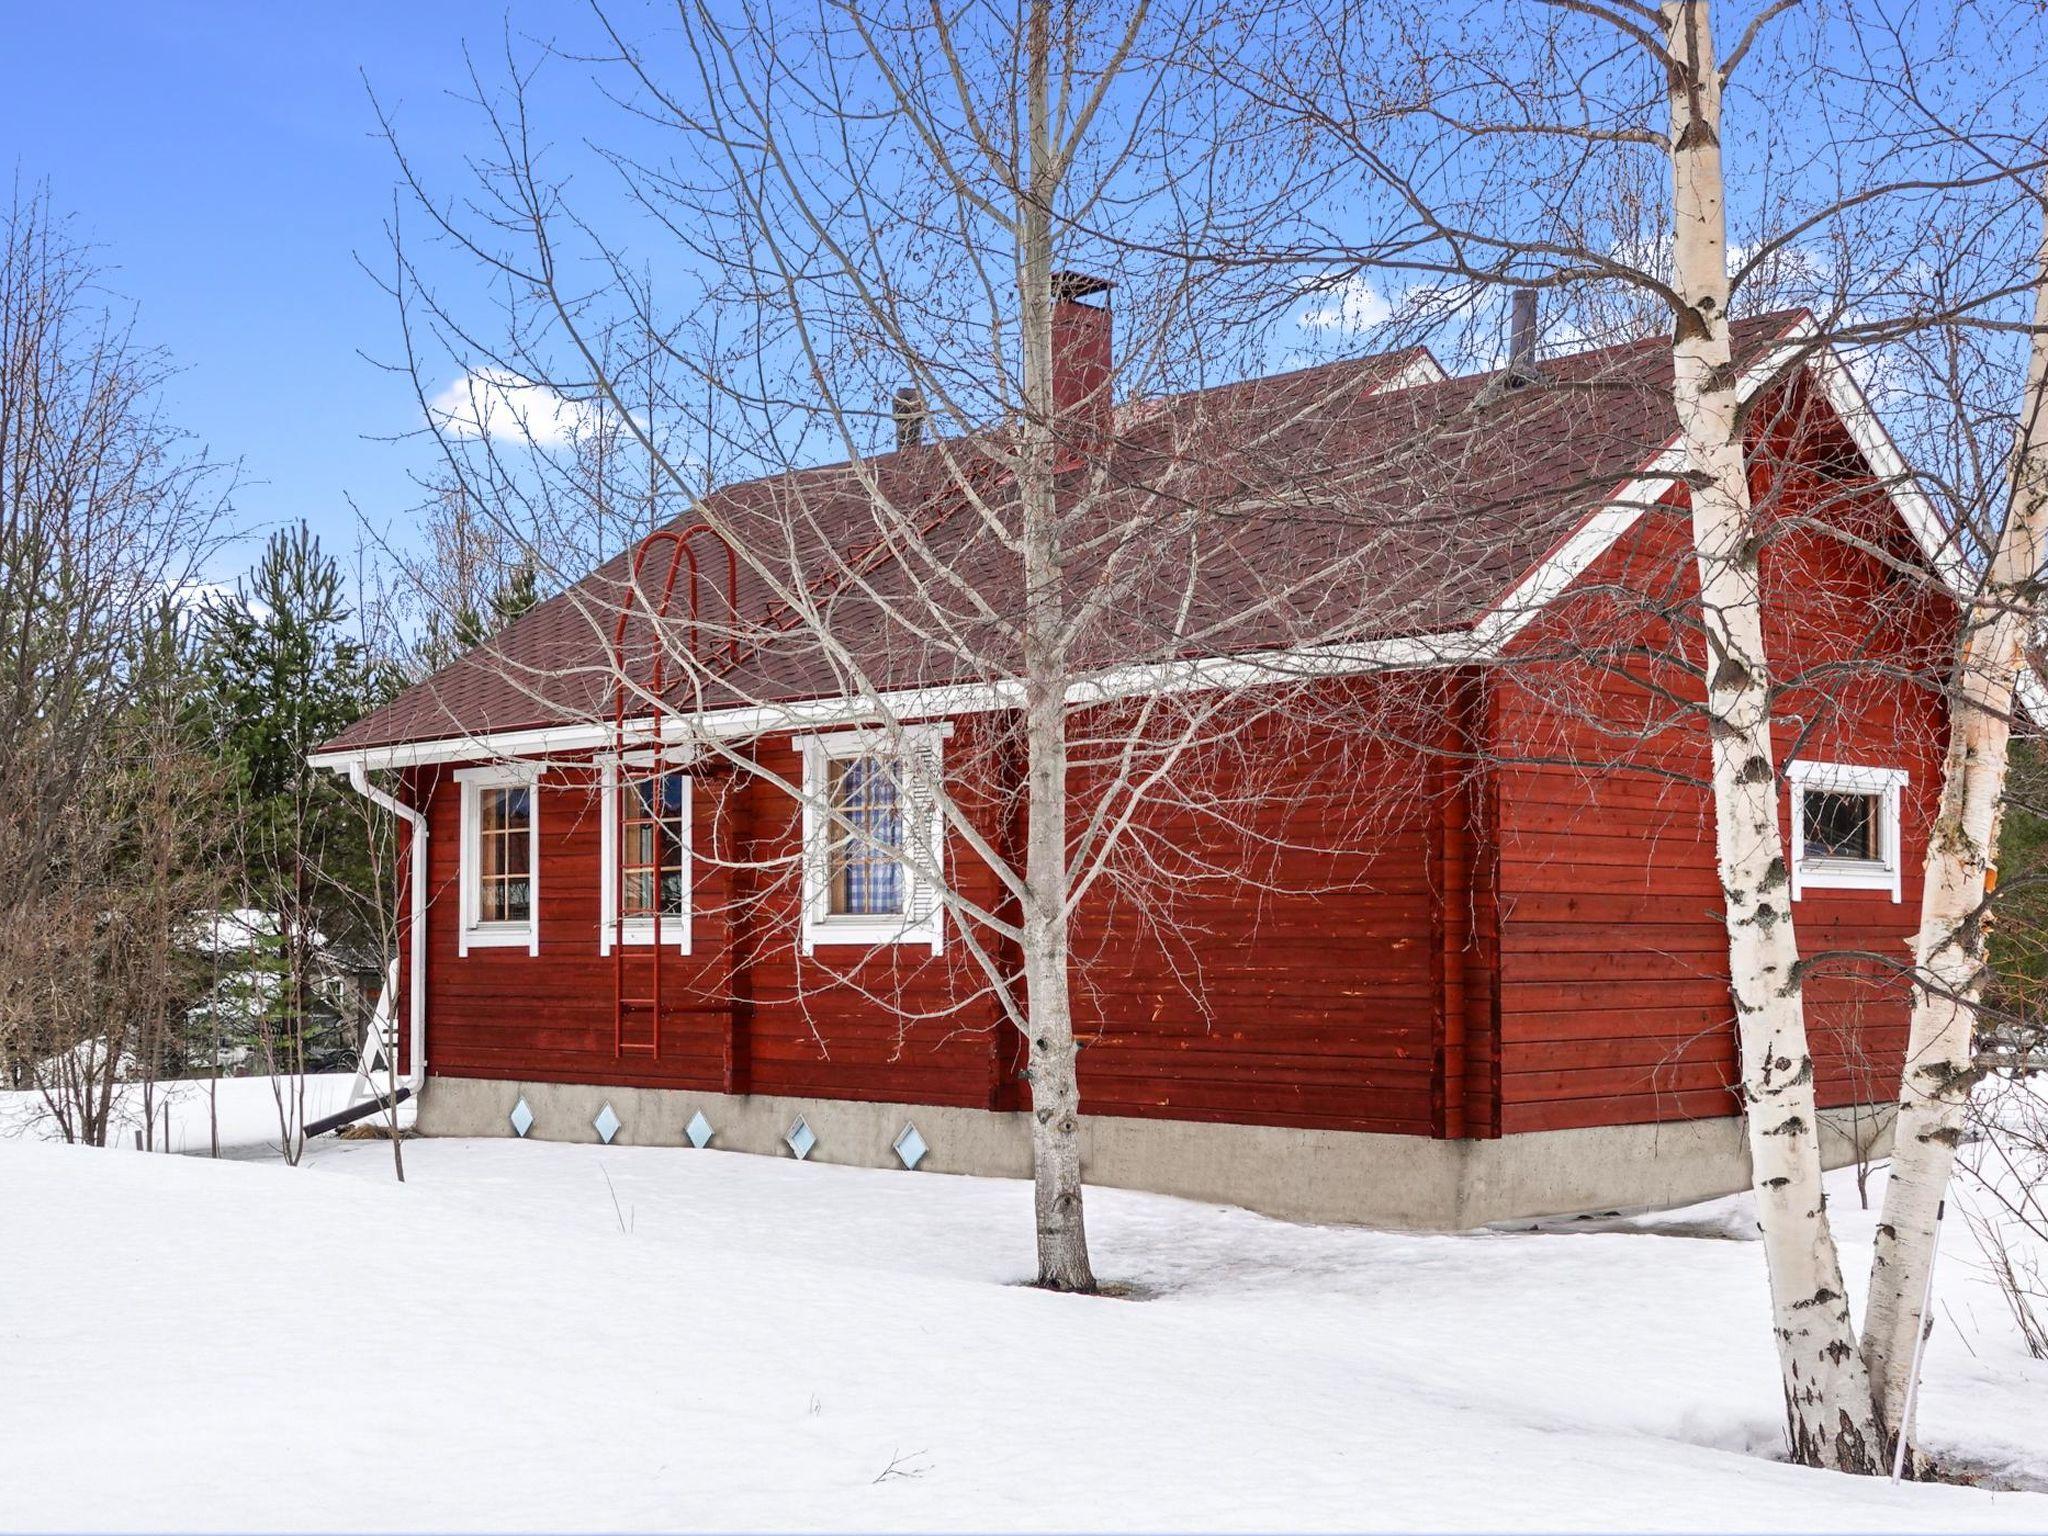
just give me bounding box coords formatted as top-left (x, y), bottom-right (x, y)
top-left (3, 1126), bottom-right (2045, 1532)
top-left (0, 1072), bottom-right (383, 1155)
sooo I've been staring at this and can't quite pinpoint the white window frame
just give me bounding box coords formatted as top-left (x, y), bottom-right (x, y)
top-left (456, 762), bottom-right (543, 955)
top-left (799, 723), bottom-right (950, 954)
top-left (598, 753), bottom-right (693, 955)
top-left (1788, 759), bottom-right (1906, 903)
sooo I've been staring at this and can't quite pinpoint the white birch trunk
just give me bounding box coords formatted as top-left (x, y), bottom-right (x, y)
top-left (1863, 188), bottom-right (2048, 1443)
top-left (1016, 0), bottom-right (1094, 1293)
top-left (1663, 0), bottom-right (1879, 1472)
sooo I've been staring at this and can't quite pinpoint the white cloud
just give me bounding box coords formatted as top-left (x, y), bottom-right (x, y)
top-left (1298, 273), bottom-right (1395, 334)
top-left (428, 368), bottom-right (607, 450)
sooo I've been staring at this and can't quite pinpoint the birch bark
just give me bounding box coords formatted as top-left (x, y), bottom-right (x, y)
top-left (1863, 186), bottom-right (2048, 1442)
top-left (1662, 0), bottom-right (1879, 1472)
top-left (1016, 0), bottom-right (1095, 1293)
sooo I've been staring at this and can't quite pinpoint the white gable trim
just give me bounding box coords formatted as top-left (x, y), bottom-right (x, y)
top-left (1802, 341), bottom-right (1970, 592)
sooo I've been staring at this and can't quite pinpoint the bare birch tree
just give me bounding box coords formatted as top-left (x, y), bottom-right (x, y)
top-left (370, 0), bottom-right (1520, 1290)
top-left (1225, 0), bottom-right (2048, 1471)
top-left (1658, 1), bottom-right (1875, 1470)
top-left (1863, 186), bottom-right (2048, 1439)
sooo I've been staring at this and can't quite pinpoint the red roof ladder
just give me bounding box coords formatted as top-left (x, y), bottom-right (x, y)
top-left (607, 523), bottom-right (739, 1060)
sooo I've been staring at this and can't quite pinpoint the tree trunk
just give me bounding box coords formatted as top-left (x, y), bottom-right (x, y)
top-left (1015, 0), bottom-right (1094, 1294)
top-left (1663, 0), bottom-right (1880, 1472)
top-left (1021, 738), bottom-right (1093, 1292)
top-left (1864, 185), bottom-right (2048, 1445)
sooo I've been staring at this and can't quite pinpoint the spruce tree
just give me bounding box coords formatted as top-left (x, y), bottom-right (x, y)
top-left (199, 525), bottom-right (392, 1093)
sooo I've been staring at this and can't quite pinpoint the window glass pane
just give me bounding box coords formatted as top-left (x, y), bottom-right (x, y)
top-left (475, 784), bottom-right (534, 925)
top-left (827, 754), bottom-right (904, 916)
top-left (1804, 790), bottom-right (1878, 861)
top-left (620, 772), bottom-right (686, 917)
top-left (625, 871), bottom-right (654, 915)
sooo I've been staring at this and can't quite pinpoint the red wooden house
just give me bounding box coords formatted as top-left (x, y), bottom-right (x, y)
top-left (315, 295), bottom-right (1952, 1227)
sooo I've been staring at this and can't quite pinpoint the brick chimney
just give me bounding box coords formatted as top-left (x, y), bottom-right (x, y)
top-left (1051, 271), bottom-right (1113, 455)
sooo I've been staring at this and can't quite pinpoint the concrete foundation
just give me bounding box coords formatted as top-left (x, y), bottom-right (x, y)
top-left (420, 1074), bottom-right (1893, 1229)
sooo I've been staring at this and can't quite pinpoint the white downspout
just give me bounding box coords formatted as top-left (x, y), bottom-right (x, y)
top-left (345, 759), bottom-right (427, 1091)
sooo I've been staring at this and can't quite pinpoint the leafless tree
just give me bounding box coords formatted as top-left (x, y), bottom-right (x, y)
top-left (0, 184), bottom-right (230, 1137)
top-left (1224, 0), bottom-right (2048, 1472)
top-left (368, 0), bottom-right (1580, 1291)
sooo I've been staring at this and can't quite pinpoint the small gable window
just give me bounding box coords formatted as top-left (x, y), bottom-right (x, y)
top-left (456, 763), bottom-right (543, 955)
top-left (800, 724), bottom-right (948, 952)
top-left (1788, 760), bottom-right (1905, 902)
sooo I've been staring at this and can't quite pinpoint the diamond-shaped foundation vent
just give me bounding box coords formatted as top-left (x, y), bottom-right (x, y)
top-left (509, 1097), bottom-right (534, 1138)
top-left (893, 1122), bottom-right (929, 1171)
top-left (594, 1102), bottom-right (622, 1145)
top-left (784, 1115), bottom-right (817, 1161)
top-left (685, 1110), bottom-right (714, 1149)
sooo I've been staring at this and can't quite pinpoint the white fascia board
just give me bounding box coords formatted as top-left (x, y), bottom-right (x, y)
top-left (309, 630), bottom-right (1491, 774)
top-left (1463, 315), bottom-right (1818, 652)
top-left (1469, 465), bottom-right (1682, 650)
top-left (1381, 351), bottom-right (1450, 390)
top-left (2016, 669), bottom-right (2048, 735)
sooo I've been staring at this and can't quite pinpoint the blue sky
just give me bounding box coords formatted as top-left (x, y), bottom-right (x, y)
top-left (10, 2), bottom-right (2040, 596)
top-left (1, 2), bottom-right (538, 578)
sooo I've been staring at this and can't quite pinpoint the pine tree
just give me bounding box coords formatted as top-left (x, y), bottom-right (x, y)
top-left (199, 526), bottom-right (394, 1108)
top-left (416, 556), bottom-right (543, 673)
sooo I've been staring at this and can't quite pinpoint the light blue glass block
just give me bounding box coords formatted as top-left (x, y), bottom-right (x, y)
top-left (594, 1102), bottom-right (622, 1145)
top-left (685, 1110), bottom-right (714, 1149)
top-left (509, 1097), bottom-right (534, 1138)
top-left (893, 1122), bottom-right (928, 1171)
top-left (784, 1115), bottom-right (817, 1161)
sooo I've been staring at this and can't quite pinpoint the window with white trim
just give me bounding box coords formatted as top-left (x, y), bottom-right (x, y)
top-left (599, 756), bottom-right (693, 954)
top-left (800, 725), bottom-right (948, 953)
top-left (456, 763), bottom-right (543, 955)
top-left (1788, 760), bottom-right (1906, 902)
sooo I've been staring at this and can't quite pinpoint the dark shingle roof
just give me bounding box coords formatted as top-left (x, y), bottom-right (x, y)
top-left (321, 318), bottom-right (1804, 754)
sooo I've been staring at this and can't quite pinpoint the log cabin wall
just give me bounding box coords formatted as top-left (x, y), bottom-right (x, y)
top-left (397, 679), bottom-right (1483, 1139)
top-left (1488, 425), bottom-right (1950, 1136)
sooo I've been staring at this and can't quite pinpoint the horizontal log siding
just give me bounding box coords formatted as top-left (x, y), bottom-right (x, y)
top-left (407, 694), bottom-right (1469, 1136)
top-left (1491, 462), bottom-right (1948, 1135)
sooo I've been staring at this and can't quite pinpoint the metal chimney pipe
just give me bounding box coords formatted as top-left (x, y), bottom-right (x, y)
top-left (1508, 290), bottom-right (1539, 377)
top-left (892, 386), bottom-right (926, 450)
